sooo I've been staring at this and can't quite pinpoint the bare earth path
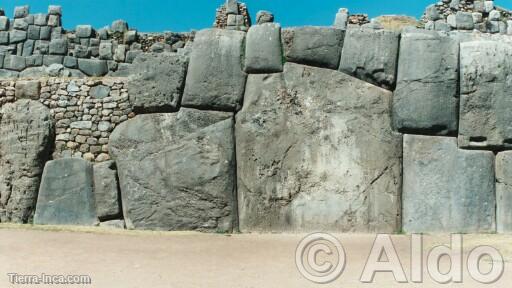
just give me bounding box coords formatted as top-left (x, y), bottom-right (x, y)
top-left (1, 225), bottom-right (512, 288)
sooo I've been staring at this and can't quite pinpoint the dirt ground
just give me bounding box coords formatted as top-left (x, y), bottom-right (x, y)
top-left (0, 224), bottom-right (511, 288)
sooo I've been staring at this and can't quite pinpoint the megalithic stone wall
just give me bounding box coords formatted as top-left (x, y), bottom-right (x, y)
top-left (3, 1), bottom-right (512, 234)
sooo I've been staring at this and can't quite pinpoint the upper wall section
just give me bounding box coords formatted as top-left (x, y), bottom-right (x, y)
top-left (0, 5), bottom-right (193, 79)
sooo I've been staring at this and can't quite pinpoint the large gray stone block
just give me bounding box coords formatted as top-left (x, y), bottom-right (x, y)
top-left (459, 41), bottom-right (512, 149)
top-left (282, 26), bottom-right (344, 70)
top-left (182, 29), bottom-right (247, 111)
top-left (339, 27), bottom-right (400, 90)
top-left (49, 38), bottom-right (67, 55)
top-left (497, 152), bottom-right (512, 233)
top-left (15, 80), bottom-right (40, 99)
top-left (78, 59), bottom-right (108, 76)
top-left (393, 29), bottom-right (459, 135)
top-left (109, 108), bottom-right (236, 232)
top-left (402, 135), bottom-right (495, 233)
top-left (34, 158), bottom-right (98, 226)
top-left (93, 161), bottom-right (120, 220)
top-left (9, 30), bottom-right (27, 43)
top-left (3, 55), bottom-right (26, 71)
top-left (236, 63), bottom-right (402, 233)
top-left (128, 53), bottom-right (188, 113)
top-left (0, 100), bottom-right (53, 223)
top-left (244, 23), bottom-right (283, 73)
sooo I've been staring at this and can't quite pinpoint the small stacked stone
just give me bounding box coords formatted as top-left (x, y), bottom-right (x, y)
top-left (348, 14), bottom-right (370, 26)
top-left (0, 80), bottom-right (16, 105)
top-left (213, 0), bottom-right (251, 31)
top-left (423, 0), bottom-right (512, 34)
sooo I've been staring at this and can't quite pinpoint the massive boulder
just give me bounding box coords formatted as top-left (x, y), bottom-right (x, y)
top-left (281, 26), bottom-right (344, 70)
top-left (0, 100), bottom-right (53, 223)
top-left (244, 23), bottom-right (283, 73)
top-left (496, 151), bottom-right (512, 233)
top-left (402, 135), bottom-right (495, 233)
top-left (109, 108), bottom-right (236, 232)
top-left (458, 41), bottom-right (512, 149)
top-left (392, 29), bottom-right (459, 135)
top-left (34, 158), bottom-right (98, 226)
top-left (182, 29), bottom-right (246, 111)
top-left (339, 27), bottom-right (400, 90)
top-left (93, 161), bottom-right (121, 220)
top-left (128, 52), bottom-right (188, 113)
top-left (236, 63), bottom-right (402, 233)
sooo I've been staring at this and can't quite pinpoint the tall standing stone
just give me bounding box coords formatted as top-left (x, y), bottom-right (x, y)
top-left (459, 41), bottom-right (512, 149)
top-left (244, 23), bottom-right (283, 73)
top-left (496, 151), bottom-right (512, 233)
top-left (182, 29), bottom-right (246, 111)
top-left (93, 161), bottom-right (121, 220)
top-left (393, 29), bottom-right (459, 135)
top-left (236, 63), bottom-right (402, 233)
top-left (0, 100), bottom-right (53, 223)
top-left (339, 27), bottom-right (400, 90)
top-left (109, 108), bottom-right (237, 232)
top-left (402, 135), bottom-right (495, 233)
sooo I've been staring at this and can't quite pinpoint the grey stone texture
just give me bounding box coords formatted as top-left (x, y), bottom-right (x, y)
top-left (15, 80), bottom-right (40, 99)
top-left (93, 161), bottom-right (120, 220)
top-left (339, 27), bottom-right (400, 90)
top-left (244, 23), bottom-right (283, 73)
top-left (78, 59), bottom-right (108, 76)
top-left (459, 41), bottom-right (512, 149)
top-left (182, 29), bottom-right (247, 111)
top-left (0, 100), bottom-right (53, 223)
top-left (282, 26), bottom-right (344, 70)
top-left (402, 135), bottom-right (495, 233)
top-left (393, 29), bottom-right (459, 135)
top-left (34, 158), bottom-right (98, 226)
top-left (256, 10), bottom-right (274, 24)
top-left (128, 52), bottom-right (188, 113)
top-left (236, 63), bottom-right (402, 233)
top-left (109, 108), bottom-right (236, 232)
top-left (496, 151), bottom-right (512, 233)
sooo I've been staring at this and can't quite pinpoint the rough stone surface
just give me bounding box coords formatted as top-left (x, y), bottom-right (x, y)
top-left (109, 108), bottom-right (236, 232)
top-left (393, 29), bottom-right (459, 135)
top-left (402, 135), bottom-right (495, 233)
top-left (282, 27), bottom-right (344, 70)
top-left (78, 59), bottom-right (108, 76)
top-left (93, 160), bottom-right (120, 220)
top-left (339, 27), bottom-right (400, 90)
top-left (0, 100), bottom-right (53, 223)
top-left (34, 158), bottom-right (97, 226)
top-left (129, 52), bottom-right (188, 113)
top-left (182, 29), bottom-right (246, 111)
top-left (459, 41), bottom-right (512, 149)
top-left (496, 152), bottom-right (512, 233)
top-left (15, 80), bottom-right (40, 100)
top-left (236, 63), bottom-right (402, 233)
top-left (244, 23), bottom-right (283, 73)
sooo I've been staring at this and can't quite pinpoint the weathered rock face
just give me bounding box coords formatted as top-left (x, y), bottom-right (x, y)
top-left (244, 23), bottom-right (283, 73)
top-left (93, 161), bottom-right (120, 220)
top-left (459, 41), bottom-right (512, 149)
top-left (392, 29), bottom-right (459, 135)
top-left (182, 29), bottom-right (246, 111)
top-left (339, 27), bottom-right (400, 90)
top-left (34, 158), bottom-right (98, 226)
top-left (282, 27), bottom-right (344, 70)
top-left (402, 135), bottom-right (495, 233)
top-left (128, 52), bottom-right (188, 113)
top-left (236, 63), bottom-right (402, 233)
top-left (109, 108), bottom-right (236, 232)
top-left (0, 100), bottom-right (53, 223)
top-left (496, 151), bottom-right (512, 233)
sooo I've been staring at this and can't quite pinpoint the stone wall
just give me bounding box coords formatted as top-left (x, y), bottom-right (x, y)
top-left (2, 0), bottom-right (512, 234)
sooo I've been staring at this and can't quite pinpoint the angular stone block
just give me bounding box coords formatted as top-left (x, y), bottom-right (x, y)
top-left (109, 108), bottom-right (236, 232)
top-left (28, 25), bottom-right (40, 40)
top-left (9, 30), bottom-right (27, 43)
top-left (13, 18), bottom-right (29, 31)
top-left (0, 16), bottom-right (9, 31)
top-left (236, 63), bottom-right (402, 232)
top-left (90, 85), bottom-right (110, 99)
top-left (3, 55), bottom-right (26, 71)
top-left (459, 41), bottom-right (512, 149)
top-left (282, 26), bottom-right (344, 70)
top-left (393, 29), bottom-right (459, 135)
top-left (111, 20), bottom-right (128, 33)
top-left (497, 152), bottom-right (512, 233)
top-left (0, 31), bottom-right (8, 44)
top-left (14, 6), bottom-right (29, 19)
top-left (0, 100), bottom-right (53, 223)
top-left (78, 59), bottom-right (108, 76)
top-left (93, 161), bottom-right (120, 220)
top-left (456, 11), bottom-right (474, 30)
top-left (76, 25), bottom-right (93, 38)
top-left (43, 55), bottom-right (63, 66)
top-left (34, 14), bottom-right (47, 26)
top-left (339, 27), bottom-right (400, 90)
top-left (402, 135), bottom-right (495, 233)
top-left (48, 5), bottom-right (62, 16)
top-left (63, 56), bottom-right (77, 68)
top-left (99, 41), bottom-right (113, 60)
top-left (244, 23), bottom-right (283, 73)
top-left (129, 52), bottom-right (188, 113)
top-left (15, 80), bottom-right (40, 99)
top-left (34, 158), bottom-right (97, 226)
top-left (49, 38), bottom-right (67, 55)
top-left (182, 29), bottom-right (247, 111)
top-left (256, 10), bottom-right (274, 24)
